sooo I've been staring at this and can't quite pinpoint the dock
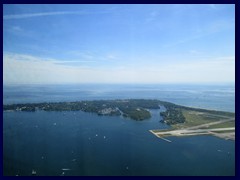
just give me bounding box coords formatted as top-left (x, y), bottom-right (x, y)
top-left (149, 130), bottom-right (172, 142)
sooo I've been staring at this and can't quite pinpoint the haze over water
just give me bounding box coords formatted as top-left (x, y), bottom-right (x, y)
top-left (3, 84), bottom-right (235, 112)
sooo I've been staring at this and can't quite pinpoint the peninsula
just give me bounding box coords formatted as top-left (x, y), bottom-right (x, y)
top-left (3, 99), bottom-right (235, 140)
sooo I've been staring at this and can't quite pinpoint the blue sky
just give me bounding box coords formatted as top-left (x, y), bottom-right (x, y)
top-left (3, 4), bottom-right (235, 84)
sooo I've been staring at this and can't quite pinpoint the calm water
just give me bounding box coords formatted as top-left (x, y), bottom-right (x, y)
top-left (3, 84), bottom-right (235, 176)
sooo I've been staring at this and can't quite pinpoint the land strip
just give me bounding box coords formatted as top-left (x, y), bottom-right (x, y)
top-left (150, 118), bottom-right (235, 141)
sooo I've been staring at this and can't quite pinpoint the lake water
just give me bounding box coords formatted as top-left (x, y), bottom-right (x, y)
top-left (3, 84), bottom-right (235, 176)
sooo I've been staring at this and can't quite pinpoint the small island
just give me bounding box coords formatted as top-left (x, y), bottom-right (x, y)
top-left (3, 99), bottom-right (235, 141)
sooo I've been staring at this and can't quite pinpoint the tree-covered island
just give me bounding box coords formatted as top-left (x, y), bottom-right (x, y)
top-left (3, 99), bottom-right (158, 121)
top-left (3, 99), bottom-right (235, 124)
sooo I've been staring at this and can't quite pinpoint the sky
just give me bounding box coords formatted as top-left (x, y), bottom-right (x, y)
top-left (3, 4), bottom-right (235, 84)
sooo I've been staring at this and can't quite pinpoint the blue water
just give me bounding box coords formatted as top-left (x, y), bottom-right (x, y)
top-left (3, 84), bottom-right (235, 176)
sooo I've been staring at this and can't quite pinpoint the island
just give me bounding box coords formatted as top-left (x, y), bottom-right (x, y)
top-left (3, 99), bottom-right (160, 120)
top-left (3, 99), bottom-right (235, 141)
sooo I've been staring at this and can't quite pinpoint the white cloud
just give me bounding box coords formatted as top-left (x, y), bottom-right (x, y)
top-left (11, 26), bottom-right (23, 31)
top-left (6, 26), bottom-right (24, 34)
top-left (4, 11), bottom-right (79, 20)
top-left (67, 50), bottom-right (120, 63)
top-left (163, 18), bottom-right (234, 49)
top-left (189, 50), bottom-right (201, 54)
top-left (3, 53), bottom-right (235, 85)
top-left (3, 10), bottom-right (111, 20)
top-left (106, 54), bottom-right (119, 60)
top-left (145, 11), bottom-right (160, 23)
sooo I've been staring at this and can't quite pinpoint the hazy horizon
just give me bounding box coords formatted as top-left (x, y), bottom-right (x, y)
top-left (3, 82), bottom-right (235, 86)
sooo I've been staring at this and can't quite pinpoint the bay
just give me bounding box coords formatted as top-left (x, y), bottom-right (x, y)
top-left (3, 84), bottom-right (235, 176)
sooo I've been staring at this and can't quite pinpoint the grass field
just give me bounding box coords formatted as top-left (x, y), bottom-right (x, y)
top-left (172, 110), bottom-right (213, 129)
top-left (171, 109), bottom-right (234, 129)
top-left (204, 121), bottom-right (235, 129)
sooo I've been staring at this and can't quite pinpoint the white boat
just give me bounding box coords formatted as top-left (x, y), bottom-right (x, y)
top-left (62, 168), bottom-right (71, 171)
top-left (32, 169), bottom-right (37, 175)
